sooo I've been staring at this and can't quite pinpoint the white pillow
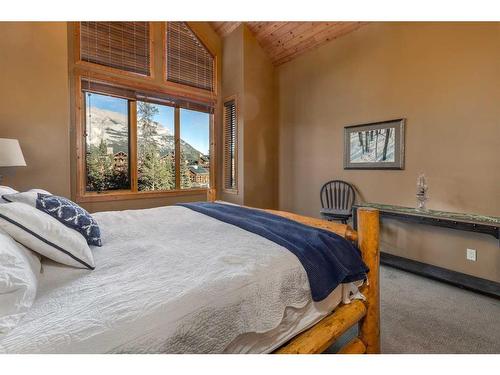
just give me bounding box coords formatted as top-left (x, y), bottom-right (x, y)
top-left (1, 189), bottom-right (52, 206)
top-left (0, 229), bottom-right (41, 336)
top-left (0, 202), bottom-right (95, 270)
top-left (0, 186), bottom-right (18, 204)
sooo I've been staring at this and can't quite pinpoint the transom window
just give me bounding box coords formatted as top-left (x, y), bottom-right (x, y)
top-left (166, 22), bottom-right (215, 91)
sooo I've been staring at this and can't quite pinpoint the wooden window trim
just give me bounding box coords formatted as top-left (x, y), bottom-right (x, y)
top-left (74, 22), bottom-right (156, 81)
top-left (222, 95), bottom-right (238, 194)
top-left (74, 74), bottom-right (214, 203)
top-left (163, 22), bottom-right (218, 95)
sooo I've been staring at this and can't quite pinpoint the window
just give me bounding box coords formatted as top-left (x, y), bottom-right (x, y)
top-left (223, 99), bottom-right (237, 192)
top-left (180, 109), bottom-right (210, 189)
top-left (85, 92), bottom-right (131, 192)
top-left (80, 22), bottom-right (151, 76)
top-left (74, 22), bottom-right (216, 202)
top-left (81, 79), bottom-right (212, 196)
top-left (137, 102), bottom-right (176, 191)
top-left (166, 22), bottom-right (215, 91)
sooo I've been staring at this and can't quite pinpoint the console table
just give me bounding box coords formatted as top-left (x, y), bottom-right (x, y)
top-left (352, 203), bottom-right (500, 242)
top-left (352, 203), bottom-right (500, 298)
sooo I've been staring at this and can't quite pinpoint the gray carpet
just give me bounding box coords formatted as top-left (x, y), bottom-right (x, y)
top-left (326, 265), bottom-right (500, 353)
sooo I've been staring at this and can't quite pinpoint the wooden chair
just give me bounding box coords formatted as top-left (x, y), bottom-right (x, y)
top-left (320, 180), bottom-right (356, 224)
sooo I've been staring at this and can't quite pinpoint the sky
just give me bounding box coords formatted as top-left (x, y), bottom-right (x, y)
top-left (89, 93), bottom-right (210, 154)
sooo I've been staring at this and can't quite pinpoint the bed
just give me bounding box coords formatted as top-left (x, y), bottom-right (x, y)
top-left (0, 189), bottom-right (380, 354)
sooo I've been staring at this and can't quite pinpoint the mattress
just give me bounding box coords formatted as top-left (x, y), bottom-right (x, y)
top-left (0, 205), bottom-right (360, 353)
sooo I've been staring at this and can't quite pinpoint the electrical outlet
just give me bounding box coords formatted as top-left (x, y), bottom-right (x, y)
top-left (466, 248), bottom-right (477, 262)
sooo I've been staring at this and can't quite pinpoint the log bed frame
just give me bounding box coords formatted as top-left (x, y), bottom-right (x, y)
top-left (207, 189), bottom-right (381, 354)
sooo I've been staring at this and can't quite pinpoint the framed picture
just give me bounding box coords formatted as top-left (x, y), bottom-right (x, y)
top-left (344, 118), bottom-right (405, 170)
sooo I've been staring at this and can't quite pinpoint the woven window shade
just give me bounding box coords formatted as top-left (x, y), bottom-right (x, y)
top-left (223, 100), bottom-right (237, 190)
top-left (166, 22), bottom-right (214, 92)
top-left (80, 22), bottom-right (150, 76)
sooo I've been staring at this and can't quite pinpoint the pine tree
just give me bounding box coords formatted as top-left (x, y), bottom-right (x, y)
top-left (137, 101), bottom-right (176, 190)
top-left (180, 149), bottom-right (192, 189)
top-left (86, 139), bottom-right (113, 191)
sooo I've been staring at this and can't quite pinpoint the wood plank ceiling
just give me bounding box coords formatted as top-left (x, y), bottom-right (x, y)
top-left (210, 22), bottom-right (368, 65)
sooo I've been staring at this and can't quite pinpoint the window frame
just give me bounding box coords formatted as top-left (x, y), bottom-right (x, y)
top-left (74, 74), bottom-right (214, 203)
top-left (75, 22), bottom-right (156, 81)
top-left (222, 95), bottom-right (238, 194)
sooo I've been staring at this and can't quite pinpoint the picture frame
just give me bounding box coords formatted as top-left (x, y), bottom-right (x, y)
top-left (343, 118), bottom-right (405, 170)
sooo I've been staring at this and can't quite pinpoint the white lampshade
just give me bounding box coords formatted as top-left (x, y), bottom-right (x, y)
top-left (0, 138), bottom-right (27, 167)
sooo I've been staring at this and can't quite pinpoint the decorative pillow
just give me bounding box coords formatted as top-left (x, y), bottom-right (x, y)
top-left (0, 229), bottom-right (41, 336)
top-left (0, 186), bottom-right (18, 204)
top-left (36, 194), bottom-right (102, 247)
top-left (1, 189), bottom-right (52, 206)
top-left (0, 202), bottom-right (95, 270)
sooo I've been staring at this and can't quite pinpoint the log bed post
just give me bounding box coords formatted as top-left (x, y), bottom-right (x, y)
top-left (357, 207), bottom-right (380, 354)
top-left (273, 207), bottom-right (380, 354)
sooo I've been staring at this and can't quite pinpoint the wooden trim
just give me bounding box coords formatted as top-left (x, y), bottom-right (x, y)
top-left (273, 208), bottom-right (380, 355)
top-left (174, 107), bottom-right (181, 189)
top-left (76, 188), bottom-right (208, 203)
top-left (129, 101), bottom-right (138, 192)
top-left (209, 109), bottom-right (216, 193)
top-left (222, 95), bottom-right (238, 194)
top-left (74, 21), bottom-right (155, 80)
top-left (74, 67), bottom-right (215, 105)
top-left (74, 75), bottom-right (85, 199)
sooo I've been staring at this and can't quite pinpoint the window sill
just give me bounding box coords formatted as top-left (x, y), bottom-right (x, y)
top-left (75, 188), bottom-right (208, 203)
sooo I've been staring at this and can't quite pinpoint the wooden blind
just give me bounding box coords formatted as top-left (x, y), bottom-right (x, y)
top-left (223, 99), bottom-right (237, 191)
top-left (166, 22), bottom-right (214, 92)
top-left (80, 22), bottom-right (151, 76)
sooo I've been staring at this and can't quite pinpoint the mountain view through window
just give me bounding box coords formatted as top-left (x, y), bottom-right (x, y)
top-left (84, 91), bottom-right (211, 192)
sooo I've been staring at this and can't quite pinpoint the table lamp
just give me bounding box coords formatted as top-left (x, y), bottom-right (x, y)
top-left (0, 138), bottom-right (27, 184)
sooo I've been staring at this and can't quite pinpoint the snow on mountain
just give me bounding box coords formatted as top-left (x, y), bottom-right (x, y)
top-left (86, 107), bottom-right (201, 159)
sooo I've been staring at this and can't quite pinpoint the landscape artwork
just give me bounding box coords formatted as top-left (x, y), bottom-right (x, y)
top-left (344, 119), bottom-right (405, 169)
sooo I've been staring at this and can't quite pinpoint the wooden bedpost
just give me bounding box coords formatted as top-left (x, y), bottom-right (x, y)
top-left (357, 208), bottom-right (380, 354)
top-left (207, 188), bottom-right (217, 202)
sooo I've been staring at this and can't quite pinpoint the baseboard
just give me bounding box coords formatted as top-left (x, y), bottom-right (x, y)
top-left (381, 252), bottom-right (500, 299)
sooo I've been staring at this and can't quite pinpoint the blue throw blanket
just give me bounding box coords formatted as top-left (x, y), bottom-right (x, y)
top-left (178, 202), bottom-right (368, 301)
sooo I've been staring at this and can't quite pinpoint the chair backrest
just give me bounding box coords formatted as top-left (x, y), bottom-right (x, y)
top-left (320, 180), bottom-right (356, 211)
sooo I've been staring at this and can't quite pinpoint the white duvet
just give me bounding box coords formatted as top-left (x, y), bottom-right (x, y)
top-left (0, 205), bottom-right (352, 353)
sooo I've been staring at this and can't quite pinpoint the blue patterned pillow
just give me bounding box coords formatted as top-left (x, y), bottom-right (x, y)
top-left (35, 194), bottom-right (102, 247)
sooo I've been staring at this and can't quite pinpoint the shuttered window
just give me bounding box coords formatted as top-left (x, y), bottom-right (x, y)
top-left (166, 22), bottom-right (215, 92)
top-left (223, 99), bottom-right (237, 191)
top-left (80, 22), bottom-right (151, 76)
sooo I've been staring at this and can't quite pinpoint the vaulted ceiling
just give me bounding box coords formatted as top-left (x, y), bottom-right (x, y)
top-left (210, 22), bottom-right (368, 66)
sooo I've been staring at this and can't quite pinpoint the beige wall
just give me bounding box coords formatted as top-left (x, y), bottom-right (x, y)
top-left (243, 27), bottom-right (279, 209)
top-left (220, 25), bottom-right (245, 205)
top-left (278, 22), bottom-right (500, 282)
top-left (0, 22), bottom-right (220, 213)
top-left (0, 22), bottom-right (71, 197)
top-left (220, 25), bottom-right (278, 209)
